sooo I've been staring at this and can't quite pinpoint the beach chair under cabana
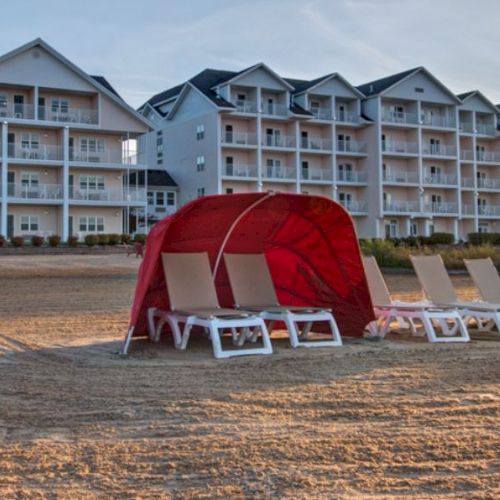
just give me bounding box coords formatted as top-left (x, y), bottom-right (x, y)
top-left (224, 253), bottom-right (342, 347)
top-left (411, 254), bottom-right (500, 335)
top-left (363, 256), bottom-right (469, 342)
top-left (122, 192), bottom-right (375, 356)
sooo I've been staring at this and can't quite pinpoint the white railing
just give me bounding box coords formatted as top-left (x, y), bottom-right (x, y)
top-left (476, 150), bottom-right (500, 163)
top-left (222, 164), bottom-right (258, 178)
top-left (0, 103), bottom-right (35, 120)
top-left (69, 147), bottom-right (127, 164)
top-left (221, 131), bottom-right (257, 146)
top-left (261, 101), bottom-right (288, 116)
top-left (7, 144), bottom-right (63, 161)
top-left (70, 187), bottom-right (146, 203)
top-left (300, 137), bottom-right (333, 151)
top-left (381, 109), bottom-right (419, 125)
top-left (382, 141), bottom-right (418, 154)
top-left (461, 177), bottom-right (474, 188)
top-left (8, 182), bottom-right (63, 199)
top-left (123, 153), bottom-right (146, 166)
top-left (263, 165), bottom-right (296, 180)
top-left (262, 135), bottom-right (296, 148)
top-left (460, 149), bottom-right (474, 161)
top-left (424, 202), bottom-right (458, 214)
top-left (420, 114), bottom-right (456, 128)
top-left (301, 168), bottom-right (333, 181)
top-left (459, 122), bottom-right (474, 133)
top-left (231, 100), bottom-right (258, 113)
top-left (383, 171), bottom-right (419, 183)
top-left (478, 205), bottom-right (500, 217)
top-left (38, 107), bottom-right (98, 125)
top-left (337, 170), bottom-right (368, 183)
top-left (310, 107), bottom-right (333, 120)
top-left (477, 177), bottom-right (500, 190)
top-left (335, 111), bottom-right (358, 124)
top-left (340, 200), bottom-right (367, 213)
top-left (476, 123), bottom-right (496, 136)
top-left (461, 204), bottom-right (475, 215)
top-left (383, 201), bottom-right (420, 213)
top-left (422, 144), bottom-right (457, 157)
top-left (337, 139), bottom-right (366, 153)
top-left (423, 173), bottom-right (457, 185)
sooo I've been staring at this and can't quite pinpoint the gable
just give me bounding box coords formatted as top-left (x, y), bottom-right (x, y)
top-left (231, 67), bottom-right (289, 91)
top-left (460, 94), bottom-right (496, 114)
top-left (309, 76), bottom-right (359, 99)
top-left (99, 93), bottom-right (150, 133)
top-left (384, 71), bottom-right (457, 105)
top-left (170, 86), bottom-right (216, 121)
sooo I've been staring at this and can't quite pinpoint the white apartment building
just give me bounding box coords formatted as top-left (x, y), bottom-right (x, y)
top-left (0, 39), bottom-right (152, 240)
top-left (139, 63), bottom-right (500, 240)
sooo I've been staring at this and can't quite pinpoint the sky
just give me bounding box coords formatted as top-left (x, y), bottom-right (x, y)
top-left (1, 0), bottom-right (499, 108)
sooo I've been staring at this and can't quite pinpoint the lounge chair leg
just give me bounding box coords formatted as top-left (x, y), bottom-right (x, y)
top-left (366, 320), bottom-right (380, 338)
top-left (208, 324), bottom-right (223, 359)
top-left (408, 318), bottom-right (418, 335)
top-left (421, 313), bottom-right (438, 343)
top-left (299, 321), bottom-right (313, 340)
top-left (121, 326), bottom-right (135, 355)
top-left (284, 315), bottom-right (300, 348)
top-left (147, 307), bottom-right (158, 341)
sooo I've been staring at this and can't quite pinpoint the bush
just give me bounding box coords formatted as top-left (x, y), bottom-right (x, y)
top-left (97, 234), bottom-right (110, 246)
top-left (31, 235), bottom-right (45, 247)
top-left (134, 234), bottom-right (146, 244)
top-left (84, 234), bottom-right (98, 247)
top-left (47, 235), bottom-right (61, 247)
top-left (0, 235), bottom-right (5, 247)
top-left (108, 233), bottom-right (120, 246)
top-left (426, 232), bottom-right (454, 245)
top-left (11, 236), bottom-right (24, 247)
top-left (468, 232), bottom-right (500, 246)
top-left (67, 236), bottom-right (79, 247)
top-left (120, 234), bottom-right (131, 244)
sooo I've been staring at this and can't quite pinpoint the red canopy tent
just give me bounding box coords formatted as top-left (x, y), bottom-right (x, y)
top-left (123, 192), bottom-right (374, 353)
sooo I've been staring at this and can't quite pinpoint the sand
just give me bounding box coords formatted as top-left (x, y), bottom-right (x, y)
top-left (0, 254), bottom-right (498, 499)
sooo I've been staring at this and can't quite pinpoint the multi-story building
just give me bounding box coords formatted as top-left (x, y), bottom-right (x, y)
top-left (139, 63), bottom-right (500, 240)
top-left (0, 38), bottom-right (152, 240)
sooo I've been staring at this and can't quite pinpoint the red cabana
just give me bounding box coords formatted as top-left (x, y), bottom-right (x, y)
top-left (123, 192), bottom-right (374, 353)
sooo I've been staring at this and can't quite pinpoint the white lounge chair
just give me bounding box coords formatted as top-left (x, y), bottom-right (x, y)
top-left (148, 252), bottom-right (273, 359)
top-left (411, 254), bottom-right (500, 335)
top-left (464, 258), bottom-right (500, 332)
top-left (223, 253), bottom-right (342, 348)
top-left (363, 256), bottom-right (469, 342)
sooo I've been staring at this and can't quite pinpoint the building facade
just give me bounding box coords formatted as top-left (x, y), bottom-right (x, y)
top-left (0, 39), bottom-right (152, 240)
top-left (139, 64), bottom-right (500, 240)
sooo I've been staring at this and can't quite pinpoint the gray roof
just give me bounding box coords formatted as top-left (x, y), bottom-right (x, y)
top-left (357, 67), bottom-right (421, 96)
top-left (129, 169), bottom-right (177, 187)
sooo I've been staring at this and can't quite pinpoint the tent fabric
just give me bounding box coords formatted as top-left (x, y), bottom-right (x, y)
top-left (129, 192), bottom-right (375, 338)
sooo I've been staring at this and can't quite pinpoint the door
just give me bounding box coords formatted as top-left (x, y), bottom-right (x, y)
top-left (477, 171), bottom-right (486, 188)
top-left (69, 216), bottom-right (73, 237)
top-left (7, 132), bottom-right (15, 157)
top-left (7, 171), bottom-right (15, 196)
top-left (431, 194), bottom-right (442, 212)
top-left (224, 124), bottom-right (233, 143)
top-left (69, 174), bottom-right (74, 199)
top-left (338, 192), bottom-right (351, 209)
top-left (267, 98), bottom-right (274, 114)
top-left (225, 156), bottom-right (234, 176)
top-left (476, 145), bottom-right (486, 161)
top-left (13, 95), bottom-right (24, 118)
top-left (392, 105), bottom-right (404, 123)
top-left (385, 220), bottom-right (397, 238)
top-left (69, 137), bottom-right (74, 160)
top-left (38, 97), bottom-right (45, 120)
top-left (338, 163), bottom-right (353, 182)
top-left (337, 104), bottom-right (346, 122)
top-left (429, 165), bottom-right (442, 183)
top-left (477, 197), bottom-right (487, 215)
top-left (302, 160), bottom-right (309, 180)
top-left (301, 131), bottom-right (309, 149)
top-left (430, 138), bottom-right (440, 154)
top-left (338, 134), bottom-right (352, 152)
top-left (7, 214), bottom-right (14, 239)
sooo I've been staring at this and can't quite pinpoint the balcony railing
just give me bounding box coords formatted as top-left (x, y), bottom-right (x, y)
top-left (382, 171), bottom-right (419, 183)
top-left (222, 164), bottom-right (258, 178)
top-left (423, 173), bottom-right (457, 186)
top-left (0, 103), bottom-right (35, 120)
top-left (263, 166), bottom-right (296, 180)
top-left (476, 151), bottom-right (500, 163)
top-left (460, 149), bottom-right (474, 161)
top-left (478, 205), bottom-right (500, 217)
top-left (476, 123), bottom-right (496, 136)
top-left (420, 114), bottom-right (456, 128)
top-left (70, 187), bottom-right (146, 203)
top-left (340, 200), bottom-right (367, 213)
top-left (461, 204), bottom-right (476, 215)
top-left (231, 99), bottom-right (258, 113)
top-left (261, 102), bottom-right (288, 116)
top-left (335, 111), bottom-right (358, 124)
top-left (38, 107), bottom-right (98, 125)
top-left (300, 137), bottom-right (332, 151)
top-left (310, 107), bottom-right (333, 120)
top-left (70, 147), bottom-right (130, 165)
top-left (383, 201), bottom-right (420, 213)
top-left (459, 122), bottom-right (474, 133)
top-left (422, 144), bottom-right (457, 157)
top-left (7, 144), bottom-right (63, 161)
top-left (8, 182), bottom-right (63, 200)
top-left (221, 131), bottom-right (257, 146)
top-left (424, 202), bottom-right (458, 214)
top-left (461, 177), bottom-right (474, 188)
top-left (478, 177), bottom-right (500, 190)
top-left (262, 135), bottom-right (296, 148)
top-left (382, 141), bottom-right (418, 154)
top-left (301, 168), bottom-right (333, 182)
top-left (382, 110), bottom-right (419, 125)
top-left (337, 139), bottom-right (366, 154)
top-left (337, 170), bottom-right (368, 183)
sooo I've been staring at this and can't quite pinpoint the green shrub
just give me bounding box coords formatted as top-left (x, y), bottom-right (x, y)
top-left (468, 232), bottom-right (500, 245)
top-left (97, 234), bottom-right (110, 246)
top-left (120, 234), bottom-right (131, 244)
top-left (67, 236), bottom-right (79, 247)
top-left (134, 234), bottom-right (146, 244)
top-left (108, 233), bottom-right (120, 246)
top-left (11, 236), bottom-right (24, 247)
top-left (0, 235), bottom-right (5, 247)
top-left (31, 235), bottom-right (45, 247)
top-left (47, 235), bottom-right (61, 247)
top-left (426, 232), bottom-right (454, 245)
top-left (84, 234), bottom-right (98, 247)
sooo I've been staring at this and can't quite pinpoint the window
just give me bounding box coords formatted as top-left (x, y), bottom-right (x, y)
top-left (79, 175), bottom-right (105, 191)
top-left (166, 192), bottom-right (175, 206)
top-left (415, 87), bottom-right (424, 93)
top-left (0, 94), bottom-right (6, 109)
top-left (411, 223), bottom-right (418, 236)
top-left (21, 172), bottom-right (39, 187)
top-left (80, 138), bottom-right (105, 153)
top-left (196, 155), bottom-right (205, 172)
top-left (429, 224), bottom-right (435, 235)
top-left (197, 187), bottom-right (205, 198)
top-left (79, 216), bottom-right (105, 232)
top-left (479, 223), bottom-right (489, 234)
top-left (226, 188), bottom-right (234, 194)
top-left (20, 215), bottom-right (38, 232)
top-left (51, 98), bottom-right (69, 113)
top-left (21, 133), bottom-right (39, 149)
top-left (149, 191), bottom-right (176, 207)
top-left (196, 124), bottom-right (205, 140)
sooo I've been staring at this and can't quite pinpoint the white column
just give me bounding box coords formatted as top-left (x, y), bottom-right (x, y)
top-left (256, 86), bottom-right (263, 192)
top-left (452, 219), bottom-right (459, 242)
top-left (472, 111), bottom-right (479, 232)
top-left (33, 86), bottom-right (39, 120)
top-left (331, 97), bottom-right (337, 201)
top-left (62, 126), bottom-right (70, 240)
top-left (216, 113), bottom-right (223, 195)
top-left (416, 100), bottom-right (424, 213)
top-left (405, 218), bottom-right (412, 237)
top-left (1, 122), bottom-right (8, 236)
top-left (295, 120), bottom-right (300, 193)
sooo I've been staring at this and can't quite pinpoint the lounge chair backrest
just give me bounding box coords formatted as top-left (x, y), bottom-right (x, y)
top-left (161, 252), bottom-right (219, 310)
top-left (464, 258), bottom-right (500, 304)
top-left (362, 256), bottom-right (392, 305)
top-left (410, 255), bottom-right (457, 304)
top-left (224, 253), bottom-right (279, 307)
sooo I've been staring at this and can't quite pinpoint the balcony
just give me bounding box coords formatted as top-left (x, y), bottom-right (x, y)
top-left (476, 151), bottom-right (500, 163)
top-left (421, 144), bottom-right (457, 157)
top-left (310, 107), bottom-right (333, 120)
top-left (461, 204), bottom-right (475, 216)
top-left (476, 123), bottom-right (496, 136)
top-left (262, 165), bottom-right (296, 181)
top-left (382, 141), bottom-right (418, 155)
top-left (221, 131), bottom-right (257, 146)
top-left (421, 114), bottom-right (456, 128)
top-left (69, 147), bottom-right (138, 165)
top-left (459, 122), bottom-right (474, 134)
top-left (478, 177), bottom-right (500, 190)
top-left (478, 205), bottom-right (500, 217)
top-left (383, 201), bottom-right (420, 213)
top-left (231, 99), bottom-right (258, 114)
top-left (261, 101), bottom-right (288, 117)
top-left (8, 182), bottom-right (62, 200)
top-left (337, 139), bottom-right (366, 154)
top-left (382, 110), bottom-right (419, 125)
top-left (300, 137), bottom-right (332, 151)
top-left (424, 202), bottom-right (458, 214)
top-left (8, 143), bottom-right (63, 161)
top-left (222, 164), bottom-right (258, 179)
top-left (262, 135), bottom-right (295, 148)
top-left (0, 103), bottom-right (98, 124)
top-left (70, 187), bottom-right (146, 203)
top-left (337, 170), bottom-right (368, 183)
top-left (461, 177), bottom-right (474, 188)
top-left (0, 103), bottom-right (35, 120)
top-left (301, 168), bottom-right (333, 182)
top-left (460, 150), bottom-right (474, 161)
top-left (335, 111), bottom-right (358, 124)
top-left (423, 173), bottom-right (457, 186)
top-left (340, 200), bottom-right (367, 213)
top-left (382, 171), bottom-right (419, 184)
